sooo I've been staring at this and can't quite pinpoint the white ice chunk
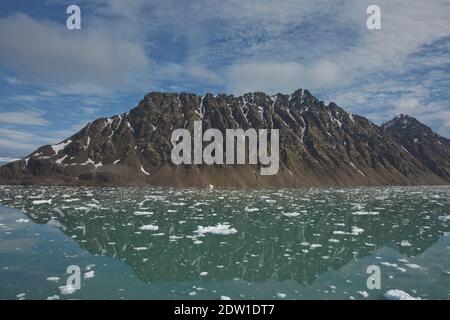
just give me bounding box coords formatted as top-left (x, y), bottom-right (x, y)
top-left (59, 285), bottom-right (77, 295)
top-left (139, 224), bottom-right (159, 231)
top-left (32, 199), bottom-right (52, 205)
top-left (195, 224), bottom-right (237, 236)
top-left (46, 277), bottom-right (60, 282)
top-left (276, 292), bottom-right (287, 298)
top-left (384, 290), bottom-right (420, 300)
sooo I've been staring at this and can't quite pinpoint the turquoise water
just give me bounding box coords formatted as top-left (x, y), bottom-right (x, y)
top-left (0, 185), bottom-right (449, 300)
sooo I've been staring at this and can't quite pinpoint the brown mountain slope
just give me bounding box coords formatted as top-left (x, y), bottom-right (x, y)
top-left (0, 89), bottom-right (449, 187)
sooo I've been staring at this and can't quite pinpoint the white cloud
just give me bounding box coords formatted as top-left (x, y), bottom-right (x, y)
top-left (0, 156), bottom-right (20, 162)
top-left (0, 128), bottom-right (40, 152)
top-left (0, 139), bottom-right (36, 153)
top-left (0, 13), bottom-right (151, 92)
top-left (0, 111), bottom-right (48, 126)
top-left (0, 128), bottom-right (38, 141)
top-left (225, 60), bottom-right (340, 95)
top-left (217, 0), bottom-right (450, 95)
top-left (392, 98), bottom-right (422, 114)
top-left (3, 1), bottom-right (448, 98)
top-left (0, 124), bottom-right (87, 156)
top-left (308, 60), bottom-right (340, 88)
top-left (225, 62), bottom-right (305, 94)
top-left (4, 76), bottom-right (21, 85)
top-left (10, 95), bottom-right (40, 103)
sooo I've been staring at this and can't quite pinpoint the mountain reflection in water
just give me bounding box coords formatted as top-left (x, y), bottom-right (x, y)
top-left (0, 185), bottom-right (449, 299)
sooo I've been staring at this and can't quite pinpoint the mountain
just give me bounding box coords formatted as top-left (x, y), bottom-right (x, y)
top-left (0, 89), bottom-right (449, 187)
top-left (382, 114), bottom-right (450, 181)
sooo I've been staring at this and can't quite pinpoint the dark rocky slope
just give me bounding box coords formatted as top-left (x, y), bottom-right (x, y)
top-left (1, 89), bottom-right (449, 187)
top-left (382, 114), bottom-right (450, 181)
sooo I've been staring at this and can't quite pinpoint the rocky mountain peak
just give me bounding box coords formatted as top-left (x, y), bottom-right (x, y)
top-left (1, 89), bottom-right (449, 187)
top-left (383, 114), bottom-right (426, 131)
top-left (382, 114), bottom-right (450, 180)
top-left (382, 114), bottom-right (446, 143)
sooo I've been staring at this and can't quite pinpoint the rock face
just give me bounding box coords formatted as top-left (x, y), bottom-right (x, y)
top-left (1, 89), bottom-right (449, 187)
top-left (382, 114), bottom-right (450, 181)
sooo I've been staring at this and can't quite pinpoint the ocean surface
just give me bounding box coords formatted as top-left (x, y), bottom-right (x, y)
top-left (0, 185), bottom-right (449, 300)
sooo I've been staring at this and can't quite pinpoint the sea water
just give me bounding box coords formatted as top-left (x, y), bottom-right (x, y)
top-left (0, 185), bottom-right (449, 300)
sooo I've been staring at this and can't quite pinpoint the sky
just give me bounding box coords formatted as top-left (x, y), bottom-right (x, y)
top-left (0, 0), bottom-right (449, 158)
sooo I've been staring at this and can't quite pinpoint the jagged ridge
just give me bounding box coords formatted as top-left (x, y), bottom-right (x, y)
top-left (0, 89), bottom-right (449, 187)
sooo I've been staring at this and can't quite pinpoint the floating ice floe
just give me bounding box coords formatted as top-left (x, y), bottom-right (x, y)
top-left (15, 218), bottom-right (29, 223)
top-left (438, 215), bottom-right (450, 222)
top-left (47, 295), bottom-right (60, 300)
top-left (59, 285), bottom-right (77, 295)
top-left (405, 263), bottom-right (422, 270)
top-left (31, 199), bottom-right (52, 205)
top-left (138, 224), bottom-right (159, 231)
top-left (381, 262), bottom-right (398, 268)
top-left (200, 272), bottom-right (208, 276)
top-left (351, 203), bottom-right (364, 210)
top-left (133, 247), bottom-right (148, 251)
top-left (194, 224), bottom-right (237, 236)
top-left (384, 289), bottom-right (420, 300)
top-left (244, 207), bottom-right (259, 213)
top-left (352, 211), bottom-right (379, 216)
top-left (333, 226), bottom-right (364, 236)
top-left (16, 293), bottom-right (26, 299)
top-left (276, 292), bottom-right (287, 298)
top-left (220, 296), bottom-right (231, 300)
top-left (400, 240), bottom-right (412, 247)
top-left (357, 291), bottom-right (369, 298)
top-left (134, 211), bottom-right (153, 216)
top-left (381, 262), bottom-right (407, 272)
top-left (282, 212), bottom-right (300, 217)
top-left (351, 226), bottom-right (364, 235)
top-left (84, 271), bottom-right (95, 279)
top-left (46, 277), bottom-right (60, 282)
top-left (85, 265), bottom-right (97, 273)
